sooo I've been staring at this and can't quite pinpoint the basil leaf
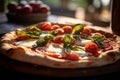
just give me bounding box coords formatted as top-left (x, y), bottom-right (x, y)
top-left (73, 35), bottom-right (81, 42)
top-left (34, 34), bottom-right (54, 47)
top-left (29, 25), bottom-right (41, 32)
top-left (94, 39), bottom-right (104, 49)
top-left (90, 35), bottom-right (106, 49)
top-left (17, 26), bottom-right (41, 38)
top-left (72, 24), bottom-right (84, 35)
top-left (17, 31), bottom-right (26, 35)
top-left (44, 34), bottom-right (54, 41)
top-left (49, 30), bottom-right (58, 36)
top-left (27, 31), bottom-right (41, 36)
top-left (35, 39), bottom-right (47, 47)
top-left (72, 46), bottom-right (84, 51)
top-left (63, 34), bottom-right (72, 53)
top-left (27, 31), bottom-right (41, 38)
top-left (64, 34), bottom-right (72, 48)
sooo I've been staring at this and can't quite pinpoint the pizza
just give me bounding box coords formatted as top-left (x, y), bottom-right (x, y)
top-left (0, 22), bottom-right (120, 68)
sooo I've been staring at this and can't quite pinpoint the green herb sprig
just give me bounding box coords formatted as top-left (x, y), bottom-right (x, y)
top-left (34, 34), bottom-right (54, 47)
top-left (90, 35), bottom-right (106, 49)
top-left (17, 25), bottom-right (41, 38)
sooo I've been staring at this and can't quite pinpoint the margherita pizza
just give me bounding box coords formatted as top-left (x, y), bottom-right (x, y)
top-left (0, 22), bottom-right (120, 68)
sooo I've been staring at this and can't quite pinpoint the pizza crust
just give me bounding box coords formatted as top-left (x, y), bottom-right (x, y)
top-left (1, 45), bottom-right (120, 68)
top-left (0, 23), bottom-right (120, 69)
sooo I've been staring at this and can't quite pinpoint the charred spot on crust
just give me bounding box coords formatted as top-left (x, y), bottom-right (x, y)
top-left (6, 47), bottom-right (26, 56)
top-left (108, 52), bottom-right (117, 61)
top-left (6, 48), bottom-right (15, 56)
top-left (7, 48), bottom-right (14, 53)
top-left (7, 48), bottom-right (13, 53)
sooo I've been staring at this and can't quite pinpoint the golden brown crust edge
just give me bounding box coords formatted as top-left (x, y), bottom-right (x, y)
top-left (1, 45), bottom-right (120, 69)
top-left (0, 31), bottom-right (17, 54)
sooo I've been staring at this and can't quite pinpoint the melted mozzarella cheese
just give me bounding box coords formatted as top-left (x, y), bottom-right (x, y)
top-left (45, 43), bottom-right (89, 57)
top-left (39, 34), bottom-right (51, 39)
top-left (78, 39), bottom-right (91, 46)
top-left (14, 33), bottom-right (90, 57)
top-left (71, 50), bottom-right (89, 57)
top-left (14, 40), bottom-right (37, 47)
top-left (46, 43), bottom-right (62, 53)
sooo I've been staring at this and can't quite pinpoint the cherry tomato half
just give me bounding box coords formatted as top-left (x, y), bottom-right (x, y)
top-left (52, 36), bottom-right (64, 44)
top-left (47, 53), bottom-right (62, 59)
top-left (81, 27), bottom-right (92, 38)
top-left (72, 38), bottom-right (76, 45)
top-left (62, 26), bottom-right (72, 34)
top-left (52, 25), bottom-right (61, 30)
top-left (40, 22), bottom-right (53, 31)
top-left (16, 35), bottom-right (30, 41)
top-left (65, 53), bottom-right (80, 61)
top-left (55, 28), bottom-right (64, 35)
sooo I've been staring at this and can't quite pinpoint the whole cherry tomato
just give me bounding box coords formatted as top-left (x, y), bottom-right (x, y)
top-left (85, 42), bottom-right (99, 57)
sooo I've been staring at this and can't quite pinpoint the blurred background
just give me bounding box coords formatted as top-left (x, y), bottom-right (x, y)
top-left (0, 0), bottom-right (111, 27)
